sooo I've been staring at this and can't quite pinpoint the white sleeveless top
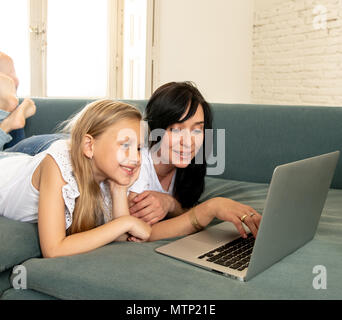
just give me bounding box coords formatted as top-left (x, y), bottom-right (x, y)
top-left (128, 147), bottom-right (175, 195)
top-left (0, 140), bottom-right (112, 229)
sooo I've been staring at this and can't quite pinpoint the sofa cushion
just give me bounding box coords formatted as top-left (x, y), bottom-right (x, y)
top-left (0, 269), bottom-right (12, 297)
top-left (1, 288), bottom-right (57, 300)
top-left (0, 217), bottom-right (41, 273)
top-left (18, 178), bottom-right (342, 300)
top-left (20, 236), bottom-right (342, 300)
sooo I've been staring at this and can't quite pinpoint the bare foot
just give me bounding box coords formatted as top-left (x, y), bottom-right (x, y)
top-left (0, 99), bottom-right (36, 133)
top-left (19, 98), bottom-right (36, 119)
top-left (0, 73), bottom-right (18, 112)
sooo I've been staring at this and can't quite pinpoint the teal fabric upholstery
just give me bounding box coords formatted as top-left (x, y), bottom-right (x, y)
top-left (210, 104), bottom-right (342, 188)
top-left (11, 178), bottom-right (342, 300)
top-left (0, 217), bottom-right (41, 273)
top-left (1, 288), bottom-right (57, 300)
top-left (1, 98), bottom-right (341, 300)
top-left (0, 269), bottom-right (11, 297)
top-left (23, 98), bottom-right (147, 138)
top-left (0, 217), bottom-right (40, 298)
top-left (24, 100), bottom-right (342, 188)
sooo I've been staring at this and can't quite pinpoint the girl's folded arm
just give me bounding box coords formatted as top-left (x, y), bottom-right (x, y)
top-left (38, 155), bottom-right (132, 258)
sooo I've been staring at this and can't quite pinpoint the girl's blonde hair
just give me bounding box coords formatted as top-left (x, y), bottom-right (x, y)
top-left (62, 99), bottom-right (142, 235)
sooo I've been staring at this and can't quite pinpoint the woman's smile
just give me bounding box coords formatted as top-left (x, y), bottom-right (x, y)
top-left (172, 149), bottom-right (193, 161)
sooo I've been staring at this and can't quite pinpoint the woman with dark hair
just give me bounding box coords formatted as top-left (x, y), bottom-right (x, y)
top-left (126, 81), bottom-right (262, 242)
top-left (128, 81), bottom-right (212, 223)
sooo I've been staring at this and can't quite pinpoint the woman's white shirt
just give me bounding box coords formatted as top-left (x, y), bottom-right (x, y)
top-left (128, 147), bottom-right (175, 195)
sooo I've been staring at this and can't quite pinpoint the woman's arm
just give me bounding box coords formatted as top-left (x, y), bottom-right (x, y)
top-left (38, 155), bottom-right (150, 258)
top-left (148, 200), bottom-right (213, 241)
top-left (148, 197), bottom-right (262, 242)
top-left (166, 197), bottom-right (187, 217)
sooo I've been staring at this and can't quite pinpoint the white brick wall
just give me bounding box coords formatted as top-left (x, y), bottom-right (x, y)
top-left (252, 0), bottom-right (342, 106)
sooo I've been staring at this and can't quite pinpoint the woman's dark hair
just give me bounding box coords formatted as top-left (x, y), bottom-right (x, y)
top-left (145, 81), bottom-right (213, 208)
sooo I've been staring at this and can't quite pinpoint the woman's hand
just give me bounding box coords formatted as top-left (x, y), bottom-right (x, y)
top-left (129, 191), bottom-right (175, 225)
top-left (206, 197), bottom-right (262, 238)
top-left (126, 216), bottom-right (152, 242)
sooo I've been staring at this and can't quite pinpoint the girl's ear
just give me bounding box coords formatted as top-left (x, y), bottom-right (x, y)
top-left (82, 134), bottom-right (94, 159)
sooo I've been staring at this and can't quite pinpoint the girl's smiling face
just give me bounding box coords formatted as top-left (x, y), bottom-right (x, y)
top-left (84, 118), bottom-right (142, 185)
top-left (158, 104), bottom-right (205, 168)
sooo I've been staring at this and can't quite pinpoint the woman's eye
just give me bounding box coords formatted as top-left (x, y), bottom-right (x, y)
top-left (192, 128), bottom-right (203, 135)
top-left (170, 128), bottom-right (181, 133)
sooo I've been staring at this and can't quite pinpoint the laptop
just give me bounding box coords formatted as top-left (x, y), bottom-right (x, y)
top-left (155, 151), bottom-right (340, 281)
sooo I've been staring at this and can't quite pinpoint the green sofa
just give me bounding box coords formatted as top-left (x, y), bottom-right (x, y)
top-left (0, 98), bottom-right (341, 300)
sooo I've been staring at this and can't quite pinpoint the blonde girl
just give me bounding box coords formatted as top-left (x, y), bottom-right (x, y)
top-left (0, 99), bottom-right (151, 257)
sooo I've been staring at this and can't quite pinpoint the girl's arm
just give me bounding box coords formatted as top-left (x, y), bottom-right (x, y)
top-left (38, 155), bottom-right (150, 258)
top-left (108, 183), bottom-right (132, 241)
top-left (110, 184), bottom-right (130, 218)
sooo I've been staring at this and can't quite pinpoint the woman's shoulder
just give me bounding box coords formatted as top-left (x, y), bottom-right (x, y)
top-left (141, 147), bottom-right (154, 166)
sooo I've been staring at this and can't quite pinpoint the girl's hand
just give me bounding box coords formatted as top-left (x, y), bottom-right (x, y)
top-left (106, 178), bottom-right (128, 195)
top-left (207, 197), bottom-right (262, 238)
top-left (129, 191), bottom-right (175, 225)
top-left (127, 216), bottom-right (152, 242)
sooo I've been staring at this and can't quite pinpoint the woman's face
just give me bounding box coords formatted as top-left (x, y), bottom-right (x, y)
top-left (159, 104), bottom-right (205, 168)
top-left (89, 118), bottom-right (142, 185)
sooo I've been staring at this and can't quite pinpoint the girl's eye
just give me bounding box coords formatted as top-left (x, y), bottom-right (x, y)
top-left (170, 127), bottom-right (181, 133)
top-left (121, 143), bottom-right (130, 150)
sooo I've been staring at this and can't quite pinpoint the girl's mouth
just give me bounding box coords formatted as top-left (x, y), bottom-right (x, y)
top-left (120, 165), bottom-right (136, 176)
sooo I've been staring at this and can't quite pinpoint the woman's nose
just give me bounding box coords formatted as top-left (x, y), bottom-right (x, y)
top-left (180, 129), bottom-right (192, 147)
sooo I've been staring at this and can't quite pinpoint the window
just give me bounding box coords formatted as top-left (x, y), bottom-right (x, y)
top-left (0, 0), bottom-right (30, 96)
top-left (47, 0), bottom-right (108, 97)
top-left (123, 0), bottom-right (147, 99)
top-left (0, 0), bottom-right (153, 99)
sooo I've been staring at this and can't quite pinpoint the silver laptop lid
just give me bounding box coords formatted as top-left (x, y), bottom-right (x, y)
top-left (245, 151), bottom-right (340, 281)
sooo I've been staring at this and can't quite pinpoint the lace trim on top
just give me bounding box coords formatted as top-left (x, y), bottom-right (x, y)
top-left (45, 140), bottom-right (80, 230)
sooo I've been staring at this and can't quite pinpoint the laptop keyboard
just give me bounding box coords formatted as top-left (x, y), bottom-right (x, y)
top-left (198, 233), bottom-right (255, 271)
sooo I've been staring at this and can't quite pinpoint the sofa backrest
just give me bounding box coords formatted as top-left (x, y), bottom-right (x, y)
top-left (24, 98), bottom-right (342, 189)
top-left (210, 103), bottom-right (342, 189)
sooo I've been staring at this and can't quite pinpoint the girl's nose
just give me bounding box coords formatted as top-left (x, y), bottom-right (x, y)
top-left (127, 148), bottom-right (140, 165)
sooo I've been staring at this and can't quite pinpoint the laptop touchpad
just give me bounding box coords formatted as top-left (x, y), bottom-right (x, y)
top-left (189, 224), bottom-right (239, 247)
